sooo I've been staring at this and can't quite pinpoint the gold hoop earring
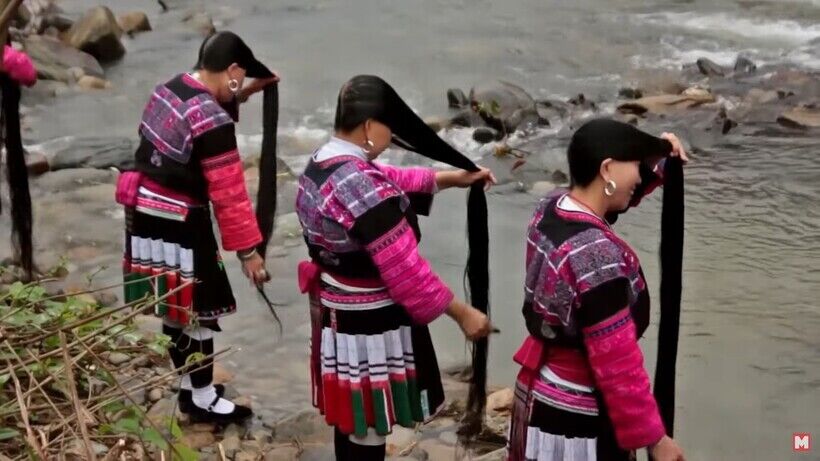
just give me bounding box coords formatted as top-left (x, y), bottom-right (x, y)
top-left (604, 180), bottom-right (617, 196)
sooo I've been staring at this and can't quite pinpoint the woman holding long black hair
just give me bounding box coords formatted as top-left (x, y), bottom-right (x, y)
top-left (296, 75), bottom-right (496, 459)
top-left (508, 119), bottom-right (689, 461)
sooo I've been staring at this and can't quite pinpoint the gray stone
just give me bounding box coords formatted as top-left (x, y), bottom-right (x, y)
top-left (450, 108), bottom-right (486, 128)
top-left (183, 11), bottom-right (216, 36)
top-left (235, 451), bottom-right (259, 461)
top-left (447, 88), bottom-right (469, 108)
top-left (386, 426), bottom-right (418, 457)
top-left (241, 440), bottom-right (261, 451)
top-left (777, 106), bottom-right (820, 129)
top-left (93, 291), bottom-right (118, 307)
top-left (472, 127), bottom-right (502, 144)
top-left (252, 429), bottom-right (272, 445)
top-left (409, 445), bottom-right (429, 460)
top-left (107, 352), bottom-right (130, 365)
top-left (696, 58), bottom-right (727, 77)
top-left (147, 398), bottom-right (177, 426)
top-left (23, 35), bottom-right (103, 82)
top-left (551, 170), bottom-right (569, 184)
top-left (733, 55), bottom-right (757, 75)
top-left (273, 410), bottom-right (332, 444)
top-left (118, 11), bottom-right (152, 35)
top-left (77, 75), bottom-right (111, 90)
top-left (617, 93), bottom-right (715, 116)
top-left (536, 99), bottom-right (571, 120)
top-left (148, 388), bottom-right (163, 403)
top-left (470, 81), bottom-right (539, 133)
top-left (744, 89), bottom-right (780, 105)
top-left (618, 87), bottom-right (643, 100)
top-left (49, 137), bottom-right (134, 171)
top-left (264, 446), bottom-right (300, 461)
top-left (486, 387), bottom-right (514, 413)
top-left (223, 423), bottom-right (246, 441)
top-left (91, 441), bottom-right (108, 456)
top-left (220, 433), bottom-right (241, 458)
top-left (181, 430), bottom-right (216, 449)
top-left (63, 6), bottom-right (125, 63)
top-left (26, 151), bottom-right (50, 176)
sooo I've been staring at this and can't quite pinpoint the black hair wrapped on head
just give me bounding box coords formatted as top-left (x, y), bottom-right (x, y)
top-left (567, 118), bottom-right (672, 187)
top-left (195, 31), bottom-right (274, 79)
top-left (336, 76), bottom-right (490, 439)
top-left (0, 73), bottom-right (33, 280)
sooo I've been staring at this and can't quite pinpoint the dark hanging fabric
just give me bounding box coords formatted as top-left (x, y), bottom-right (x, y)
top-left (0, 74), bottom-right (33, 279)
top-left (254, 83), bottom-right (282, 331)
top-left (653, 155), bottom-right (684, 436)
top-left (336, 76), bottom-right (491, 439)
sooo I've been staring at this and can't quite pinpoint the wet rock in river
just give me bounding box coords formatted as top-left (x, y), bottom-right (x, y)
top-left (470, 81), bottom-right (540, 133)
top-left (118, 11), bottom-right (152, 35)
top-left (23, 35), bottom-right (104, 82)
top-left (777, 106), bottom-right (820, 129)
top-left (447, 88), bottom-right (470, 108)
top-left (63, 6), bottom-right (125, 63)
top-left (733, 55), bottom-right (757, 75)
top-left (49, 137), bottom-right (134, 171)
top-left (696, 57), bottom-right (728, 77)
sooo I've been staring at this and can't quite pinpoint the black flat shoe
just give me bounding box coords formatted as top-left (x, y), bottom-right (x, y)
top-left (187, 395), bottom-right (253, 424)
top-left (178, 384), bottom-right (226, 414)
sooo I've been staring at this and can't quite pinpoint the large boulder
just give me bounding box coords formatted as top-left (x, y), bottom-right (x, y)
top-left (63, 6), bottom-right (125, 63)
top-left (23, 35), bottom-right (104, 83)
top-left (117, 12), bottom-right (152, 35)
top-left (470, 81), bottom-right (540, 133)
top-left (48, 137), bottom-right (134, 171)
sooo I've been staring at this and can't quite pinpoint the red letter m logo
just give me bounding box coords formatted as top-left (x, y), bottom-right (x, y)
top-left (794, 433), bottom-right (811, 452)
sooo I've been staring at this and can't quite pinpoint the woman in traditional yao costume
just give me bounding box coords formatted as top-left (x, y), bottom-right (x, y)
top-left (508, 119), bottom-right (689, 461)
top-left (296, 75), bottom-right (496, 459)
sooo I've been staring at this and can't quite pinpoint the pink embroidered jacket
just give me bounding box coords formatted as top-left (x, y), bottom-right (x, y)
top-left (130, 73), bottom-right (261, 251)
top-left (515, 162), bottom-right (667, 450)
top-left (296, 149), bottom-right (452, 324)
